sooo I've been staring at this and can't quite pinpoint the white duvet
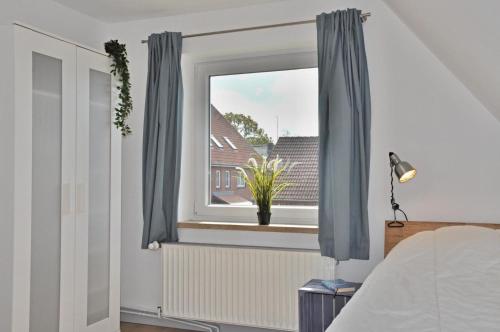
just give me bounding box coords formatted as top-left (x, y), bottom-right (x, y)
top-left (327, 226), bottom-right (500, 332)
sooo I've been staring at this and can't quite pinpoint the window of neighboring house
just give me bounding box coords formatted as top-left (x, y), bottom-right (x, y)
top-left (215, 170), bottom-right (221, 189)
top-left (224, 136), bottom-right (237, 149)
top-left (225, 170), bottom-right (231, 188)
top-left (211, 134), bottom-right (223, 148)
top-left (196, 52), bottom-right (319, 225)
top-left (236, 173), bottom-right (245, 188)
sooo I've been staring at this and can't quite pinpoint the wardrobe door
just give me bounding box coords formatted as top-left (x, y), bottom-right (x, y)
top-left (13, 27), bottom-right (76, 332)
top-left (75, 48), bottom-right (121, 332)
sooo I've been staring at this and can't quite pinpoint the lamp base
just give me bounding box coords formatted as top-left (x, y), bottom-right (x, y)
top-left (387, 220), bottom-right (405, 228)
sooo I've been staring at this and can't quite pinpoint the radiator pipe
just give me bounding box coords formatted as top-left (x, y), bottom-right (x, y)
top-left (120, 306), bottom-right (220, 332)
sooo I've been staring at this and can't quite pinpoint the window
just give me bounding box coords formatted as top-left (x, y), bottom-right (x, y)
top-left (225, 170), bottom-right (231, 188)
top-left (224, 136), bottom-right (237, 149)
top-left (236, 173), bottom-right (245, 188)
top-left (215, 170), bottom-right (221, 189)
top-left (211, 134), bottom-right (223, 148)
top-left (195, 52), bottom-right (318, 225)
top-left (210, 67), bottom-right (318, 206)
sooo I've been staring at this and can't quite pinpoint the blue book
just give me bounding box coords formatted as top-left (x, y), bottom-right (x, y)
top-left (321, 279), bottom-right (354, 292)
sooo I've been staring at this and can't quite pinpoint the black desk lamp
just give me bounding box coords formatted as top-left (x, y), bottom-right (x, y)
top-left (388, 152), bottom-right (416, 227)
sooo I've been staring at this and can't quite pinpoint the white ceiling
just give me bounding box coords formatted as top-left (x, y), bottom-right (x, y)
top-left (383, 0), bottom-right (500, 121)
top-left (53, 0), bottom-right (289, 22)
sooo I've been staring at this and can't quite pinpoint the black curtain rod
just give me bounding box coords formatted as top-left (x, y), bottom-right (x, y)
top-left (141, 12), bottom-right (371, 43)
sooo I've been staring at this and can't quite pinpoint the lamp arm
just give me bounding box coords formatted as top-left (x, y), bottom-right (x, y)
top-left (390, 164), bottom-right (396, 208)
top-left (397, 207), bottom-right (409, 221)
top-left (388, 161), bottom-right (407, 228)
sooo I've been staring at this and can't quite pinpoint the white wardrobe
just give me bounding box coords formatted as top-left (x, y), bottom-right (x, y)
top-left (12, 26), bottom-right (121, 332)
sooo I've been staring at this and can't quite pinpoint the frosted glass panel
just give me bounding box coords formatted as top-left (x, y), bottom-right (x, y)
top-left (87, 69), bottom-right (111, 326)
top-left (30, 52), bottom-right (62, 332)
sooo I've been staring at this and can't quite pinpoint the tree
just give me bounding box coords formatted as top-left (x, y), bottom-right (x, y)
top-left (223, 112), bottom-right (273, 145)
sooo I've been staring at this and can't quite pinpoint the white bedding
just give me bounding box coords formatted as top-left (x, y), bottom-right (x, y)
top-left (327, 226), bottom-right (500, 332)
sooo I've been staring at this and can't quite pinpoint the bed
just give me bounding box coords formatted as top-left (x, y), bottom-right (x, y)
top-left (327, 222), bottom-right (500, 332)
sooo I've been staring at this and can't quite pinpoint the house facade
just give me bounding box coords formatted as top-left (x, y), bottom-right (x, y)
top-left (210, 105), bottom-right (259, 205)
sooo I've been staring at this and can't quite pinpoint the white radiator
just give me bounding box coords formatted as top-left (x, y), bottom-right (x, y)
top-left (162, 244), bottom-right (334, 330)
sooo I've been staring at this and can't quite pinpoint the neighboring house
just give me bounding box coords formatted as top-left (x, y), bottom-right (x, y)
top-left (268, 136), bottom-right (319, 206)
top-left (210, 105), bottom-right (259, 205)
top-left (252, 143), bottom-right (274, 158)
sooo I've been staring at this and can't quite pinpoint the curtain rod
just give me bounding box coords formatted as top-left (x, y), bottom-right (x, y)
top-left (141, 12), bottom-right (370, 43)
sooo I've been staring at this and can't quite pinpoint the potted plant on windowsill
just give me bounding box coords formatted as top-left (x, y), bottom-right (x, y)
top-left (236, 157), bottom-right (293, 225)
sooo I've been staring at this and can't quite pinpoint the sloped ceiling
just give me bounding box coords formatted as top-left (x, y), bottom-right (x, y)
top-left (383, 0), bottom-right (500, 121)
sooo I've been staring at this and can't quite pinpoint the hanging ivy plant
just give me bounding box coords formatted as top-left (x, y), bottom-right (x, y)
top-left (105, 40), bottom-right (132, 136)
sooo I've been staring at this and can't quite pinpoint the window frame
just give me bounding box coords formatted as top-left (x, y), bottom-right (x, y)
top-left (194, 51), bottom-right (318, 225)
top-left (223, 136), bottom-right (237, 150)
top-left (210, 134), bottom-right (223, 148)
top-left (236, 172), bottom-right (245, 188)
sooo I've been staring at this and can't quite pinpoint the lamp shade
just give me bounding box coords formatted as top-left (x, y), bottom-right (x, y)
top-left (389, 152), bottom-right (416, 183)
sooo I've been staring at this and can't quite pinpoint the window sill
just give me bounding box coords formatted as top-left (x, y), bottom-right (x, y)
top-left (178, 221), bottom-right (318, 234)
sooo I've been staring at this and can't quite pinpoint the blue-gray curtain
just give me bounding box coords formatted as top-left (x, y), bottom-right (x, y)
top-left (317, 9), bottom-right (371, 260)
top-left (142, 32), bottom-right (183, 249)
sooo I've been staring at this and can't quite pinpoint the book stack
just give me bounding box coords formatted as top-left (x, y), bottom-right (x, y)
top-left (321, 279), bottom-right (357, 295)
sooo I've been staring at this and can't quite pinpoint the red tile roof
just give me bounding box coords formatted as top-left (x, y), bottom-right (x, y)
top-left (210, 105), bottom-right (259, 167)
top-left (268, 136), bottom-right (319, 205)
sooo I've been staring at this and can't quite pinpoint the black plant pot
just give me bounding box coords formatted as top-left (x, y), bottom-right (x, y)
top-left (257, 211), bottom-right (271, 225)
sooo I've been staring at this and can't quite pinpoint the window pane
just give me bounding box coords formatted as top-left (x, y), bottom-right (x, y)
top-left (87, 69), bottom-right (111, 326)
top-left (237, 174), bottom-right (245, 188)
top-left (209, 68), bottom-right (318, 207)
top-left (215, 170), bottom-right (221, 189)
top-left (225, 170), bottom-right (231, 188)
top-left (31, 52), bottom-right (62, 332)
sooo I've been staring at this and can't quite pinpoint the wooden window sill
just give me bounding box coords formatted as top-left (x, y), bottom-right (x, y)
top-left (178, 221), bottom-right (318, 234)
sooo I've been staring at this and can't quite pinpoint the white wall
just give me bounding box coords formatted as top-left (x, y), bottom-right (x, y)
top-left (0, 1), bottom-right (110, 330)
top-left (111, 0), bottom-right (500, 325)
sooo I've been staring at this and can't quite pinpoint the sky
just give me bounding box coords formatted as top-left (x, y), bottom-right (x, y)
top-left (210, 68), bottom-right (318, 143)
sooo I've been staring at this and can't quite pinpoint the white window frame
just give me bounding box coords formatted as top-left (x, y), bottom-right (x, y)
top-left (194, 51), bottom-right (318, 225)
top-left (225, 170), bottom-right (231, 188)
top-left (210, 134), bottom-right (223, 148)
top-left (215, 170), bottom-right (221, 189)
top-left (223, 136), bottom-right (237, 149)
top-left (236, 172), bottom-right (245, 188)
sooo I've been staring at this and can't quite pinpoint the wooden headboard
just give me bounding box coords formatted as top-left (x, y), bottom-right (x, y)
top-left (384, 221), bottom-right (500, 256)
